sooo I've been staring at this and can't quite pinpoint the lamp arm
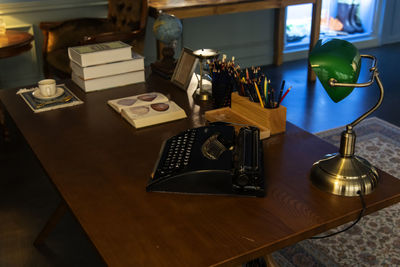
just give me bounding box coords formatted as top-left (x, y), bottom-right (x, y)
top-left (349, 71), bottom-right (384, 128)
top-left (329, 55), bottom-right (384, 128)
top-left (329, 55), bottom-right (377, 88)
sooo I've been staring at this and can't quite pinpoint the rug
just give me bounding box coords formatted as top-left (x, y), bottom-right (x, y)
top-left (273, 117), bottom-right (400, 267)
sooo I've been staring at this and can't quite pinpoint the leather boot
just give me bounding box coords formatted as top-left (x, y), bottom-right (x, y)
top-left (336, 3), bottom-right (355, 34)
top-left (350, 4), bottom-right (364, 33)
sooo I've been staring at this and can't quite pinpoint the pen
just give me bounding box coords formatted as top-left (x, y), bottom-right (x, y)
top-left (267, 88), bottom-right (271, 108)
top-left (277, 80), bottom-right (285, 107)
top-left (270, 87), bottom-right (275, 108)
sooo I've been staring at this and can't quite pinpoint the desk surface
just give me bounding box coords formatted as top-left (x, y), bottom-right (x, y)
top-left (0, 30), bottom-right (34, 59)
top-left (1, 75), bottom-right (400, 266)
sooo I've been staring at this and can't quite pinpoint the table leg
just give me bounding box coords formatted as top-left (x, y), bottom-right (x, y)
top-left (243, 254), bottom-right (279, 267)
top-left (0, 103), bottom-right (9, 143)
top-left (273, 7), bottom-right (286, 66)
top-left (265, 254), bottom-right (279, 267)
top-left (308, 0), bottom-right (322, 82)
top-left (34, 201), bottom-right (68, 246)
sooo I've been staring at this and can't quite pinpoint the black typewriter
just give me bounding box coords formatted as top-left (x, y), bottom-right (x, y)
top-left (147, 124), bottom-right (265, 197)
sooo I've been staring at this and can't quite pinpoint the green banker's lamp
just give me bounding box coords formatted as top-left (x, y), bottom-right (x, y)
top-left (309, 39), bottom-right (384, 197)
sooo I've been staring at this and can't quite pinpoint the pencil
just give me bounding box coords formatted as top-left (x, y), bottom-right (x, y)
top-left (254, 82), bottom-right (264, 108)
top-left (279, 86), bottom-right (292, 104)
top-left (264, 77), bottom-right (267, 100)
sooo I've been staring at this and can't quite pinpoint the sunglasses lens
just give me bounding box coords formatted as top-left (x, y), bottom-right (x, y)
top-left (128, 106), bottom-right (150, 115)
top-left (138, 94), bottom-right (157, 102)
top-left (117, 98), bottom-right (137, 106)
top-left (151, 103), bottom-right (169, 112)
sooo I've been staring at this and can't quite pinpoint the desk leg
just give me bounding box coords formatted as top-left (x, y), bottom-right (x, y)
top-left (0, 106), bottom-right (5, 141)
top-left (308, 0), bottom-right (322, 82)
top-left (34, 201), bottom-right (68, 246)
top-left (265, 254), bottom-right (279, 267)
top-left (243, 254), bottom-right (279, 267)
top-left (0, 102), bottom-right (10, 143)
top-left (273, 7), bottom-right (285, 66)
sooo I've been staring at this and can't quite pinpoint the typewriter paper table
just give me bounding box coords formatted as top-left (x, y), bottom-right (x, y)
top-left (1, 76), bottom-right (400, 266)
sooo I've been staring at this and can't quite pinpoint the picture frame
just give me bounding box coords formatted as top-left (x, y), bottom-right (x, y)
top-left (171, 48), bottom-right (199, 90)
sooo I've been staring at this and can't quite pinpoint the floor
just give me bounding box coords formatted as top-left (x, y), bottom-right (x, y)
top-left (0, 42), bottom-right (399, 266)
top-left (262, 42), bottom-right (400, 133)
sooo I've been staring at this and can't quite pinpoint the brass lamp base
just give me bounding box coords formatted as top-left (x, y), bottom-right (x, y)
top-left (310, 153), bottom-right (379, 196)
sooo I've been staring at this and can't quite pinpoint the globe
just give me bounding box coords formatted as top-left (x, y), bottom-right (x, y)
top-left (153, 13), bottom-right (182, 45)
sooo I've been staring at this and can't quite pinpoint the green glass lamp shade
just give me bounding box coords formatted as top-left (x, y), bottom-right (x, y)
top-left (309, 39), bottom-right (361, 103)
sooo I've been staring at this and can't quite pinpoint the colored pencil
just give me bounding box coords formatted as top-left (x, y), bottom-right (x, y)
top-left (264, 77), bottom-right (267, 102)
top-left (279, 86), bottom-right (292, 104)
top-left (254, 82), bottom-right (264, 108)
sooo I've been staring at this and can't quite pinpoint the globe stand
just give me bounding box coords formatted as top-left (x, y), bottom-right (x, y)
top-left (151, 45), bottom-right (176, 79)
top-left (151, 13), bottom-right (182, 79)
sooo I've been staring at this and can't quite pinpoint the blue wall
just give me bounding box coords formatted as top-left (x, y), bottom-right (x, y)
top-left (380, 0), bottom-right (400, 44)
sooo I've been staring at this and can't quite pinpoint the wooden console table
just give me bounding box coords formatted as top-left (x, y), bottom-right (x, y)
top-left (148, 0), bottom-right (322, 81)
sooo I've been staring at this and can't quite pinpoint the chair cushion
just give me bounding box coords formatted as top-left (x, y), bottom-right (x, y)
top-left (46, 48), bottom-right (72, 75)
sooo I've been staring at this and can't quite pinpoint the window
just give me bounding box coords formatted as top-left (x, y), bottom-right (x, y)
top-left (285, 0), bottom-right (377, 49)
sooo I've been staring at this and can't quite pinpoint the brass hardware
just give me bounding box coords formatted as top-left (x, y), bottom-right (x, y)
top-left (310, 55), bottom-right (383, 197)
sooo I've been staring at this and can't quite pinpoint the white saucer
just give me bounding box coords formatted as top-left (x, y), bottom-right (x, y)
top-left (32, 87), bottom-right (64, 100)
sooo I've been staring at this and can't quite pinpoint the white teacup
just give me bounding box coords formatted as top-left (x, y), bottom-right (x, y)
top-left (38, 79), bottom-right (57, 97)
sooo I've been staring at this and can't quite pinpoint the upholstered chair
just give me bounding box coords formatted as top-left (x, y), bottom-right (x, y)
top-left (40, 0), bottom-right (148, 78)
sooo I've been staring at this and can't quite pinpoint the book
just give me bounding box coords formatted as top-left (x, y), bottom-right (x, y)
top-left (108, 92), bottom-right (169, 113)
top-left (70, 53), bottom-right (144, 80)
top-left (108, 92), bottom-right (187, 128)
top-left (68, 41), bottom-right (132, 67)
top-left (72, 70), bottom-right (145, 92)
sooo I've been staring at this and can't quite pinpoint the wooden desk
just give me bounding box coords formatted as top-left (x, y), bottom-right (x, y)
top-left (148, 0), bottom-right (322, 81)
top-left (1, 76), bottom-right (400, 266)
top-left (0, 30), bottom-right (34, 59)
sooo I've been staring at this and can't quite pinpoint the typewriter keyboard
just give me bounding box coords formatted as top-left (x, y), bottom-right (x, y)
top-left (157, 129), bottom-right (197, 177)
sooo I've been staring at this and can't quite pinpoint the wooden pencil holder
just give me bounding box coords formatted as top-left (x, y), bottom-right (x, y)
top-left (231, 93), bottom-right (286, 134)
top-left (205, 92), bottom-right (286, 139)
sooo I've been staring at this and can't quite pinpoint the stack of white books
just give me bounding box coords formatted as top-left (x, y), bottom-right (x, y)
top-left (68, 41), bottom-right (145, 92)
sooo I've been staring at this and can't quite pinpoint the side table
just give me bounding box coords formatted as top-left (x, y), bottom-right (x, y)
top-left (0, 30), bottom-right (34, 141)
top-left (0, 30), bottom-right (34, 59)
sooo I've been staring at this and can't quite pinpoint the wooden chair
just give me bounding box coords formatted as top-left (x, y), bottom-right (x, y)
top-left (40, 0), bottom-right (148, 78)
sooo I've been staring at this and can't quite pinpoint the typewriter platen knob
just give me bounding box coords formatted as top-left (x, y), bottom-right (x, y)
top-left (236, 174), bottom-right (249, 186)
